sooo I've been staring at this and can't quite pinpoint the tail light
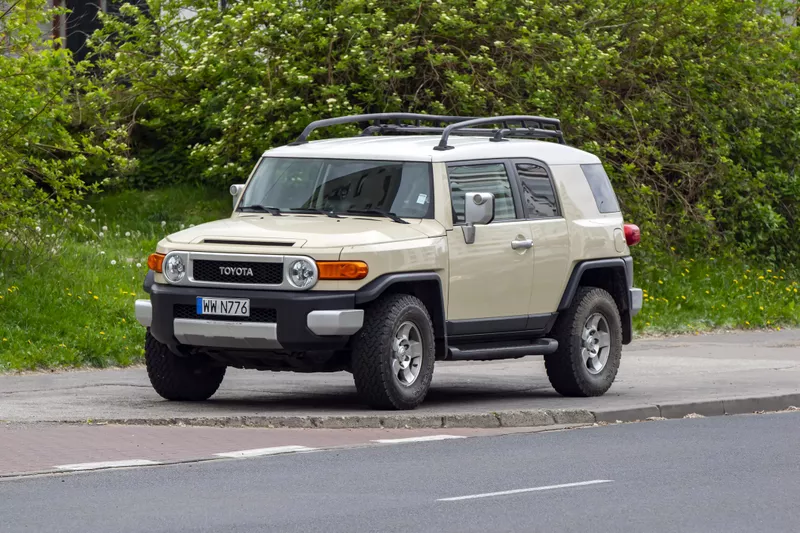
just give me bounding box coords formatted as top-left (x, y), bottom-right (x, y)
top-left (624, 224), bottom-right (640, 246)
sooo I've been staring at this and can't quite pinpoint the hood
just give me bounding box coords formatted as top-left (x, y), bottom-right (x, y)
top-left (165, 214), bottom-right (440, 248)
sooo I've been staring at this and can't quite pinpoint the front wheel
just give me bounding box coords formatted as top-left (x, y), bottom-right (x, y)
top-left (351, 294), bottom-right (435, 410)
top-left (544, 287), bottom-right (623, 397)
top-left (145, 331), bottom-right (226, 401)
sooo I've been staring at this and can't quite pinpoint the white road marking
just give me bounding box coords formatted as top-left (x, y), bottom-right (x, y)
top-left (213, 445), bottom-right (316, 458)
top-left (372, 435), bottom-right (467, 444)
top-left (55, 459), bottom-right (161, 471)
top-left (437, 479), bottom-right (614, 502)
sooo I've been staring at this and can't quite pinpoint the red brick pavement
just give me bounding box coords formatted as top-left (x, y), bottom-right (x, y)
top-left (0, 424), bottom-right (548, 477)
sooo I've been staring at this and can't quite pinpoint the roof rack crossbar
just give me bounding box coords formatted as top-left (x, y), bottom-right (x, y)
top-left (290, 113), bottom-right (475, 145)
top-left (434, 115), bottom-right (565, 150)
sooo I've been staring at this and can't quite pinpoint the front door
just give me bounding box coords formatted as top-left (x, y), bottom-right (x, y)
top-left (445, 161), bottom-right (534, 324)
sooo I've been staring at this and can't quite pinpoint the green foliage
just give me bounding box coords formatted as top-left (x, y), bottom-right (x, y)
top-left (0, 0), bottom-right (129, 269)
top-left (86, 0), bottom-right (800, 260)
top-left (0, 185), bottom-right (231, 371)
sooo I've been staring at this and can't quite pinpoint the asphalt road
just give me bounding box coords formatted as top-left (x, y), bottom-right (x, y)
top-left (2, 412), bottom-right (799, 533)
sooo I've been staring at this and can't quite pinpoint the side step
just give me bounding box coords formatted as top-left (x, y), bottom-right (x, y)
top-left (447, 339), bottom-right (558, 361)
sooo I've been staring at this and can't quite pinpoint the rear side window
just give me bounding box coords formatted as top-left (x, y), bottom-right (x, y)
top-left (581, 164), bottom-right (620, 213)
top-left (515, 162), bottom-right (559, 218)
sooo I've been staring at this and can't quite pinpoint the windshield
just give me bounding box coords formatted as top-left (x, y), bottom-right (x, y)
top-left (239, 158), bottom-right (434, 219)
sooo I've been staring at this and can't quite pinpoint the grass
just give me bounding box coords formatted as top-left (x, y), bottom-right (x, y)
top-left (0, 186), bottom-right (232, 372)
top-left (634, 253), bottom-right (800, 335)
top-left (0, 186), bottom-right (797, 371)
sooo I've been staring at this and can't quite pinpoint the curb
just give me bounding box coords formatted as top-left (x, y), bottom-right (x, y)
top-left (30, 393), bottom-right (800, 430)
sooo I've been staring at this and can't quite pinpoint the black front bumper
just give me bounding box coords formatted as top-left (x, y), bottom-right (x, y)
top-left (147, 282), bottom-right (355, 352)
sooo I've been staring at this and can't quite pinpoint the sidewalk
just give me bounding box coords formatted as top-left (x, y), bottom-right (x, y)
top-left (1, 329), bottom-right (799, 428)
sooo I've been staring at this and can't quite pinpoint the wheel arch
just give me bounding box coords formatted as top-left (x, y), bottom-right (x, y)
top-left (355, 272), bottom-right (447, 358)
top-left (558, 258), bottom-right (633, 344)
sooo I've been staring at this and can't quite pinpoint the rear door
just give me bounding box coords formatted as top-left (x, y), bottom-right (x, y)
top-left (511, 159), bottom-right (571, 316)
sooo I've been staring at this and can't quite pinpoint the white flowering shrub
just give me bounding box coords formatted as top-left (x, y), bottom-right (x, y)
top-left (85, 0), bottom-right (800, 262)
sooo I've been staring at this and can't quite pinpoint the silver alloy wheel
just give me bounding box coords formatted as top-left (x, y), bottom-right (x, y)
top-left (581, 313), bottom-right (611, 375)
top-left (392, 321), bottom-right (423, 387)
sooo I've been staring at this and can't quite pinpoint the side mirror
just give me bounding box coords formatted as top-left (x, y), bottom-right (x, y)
top-left (462, 192), bottom-right (495, 244)
top-left (229, 184), bottom-right (245, 209)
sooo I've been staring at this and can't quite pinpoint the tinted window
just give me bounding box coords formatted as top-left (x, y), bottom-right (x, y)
top-left (581, 164), bottom-right (620, 213)
top-left (516, 162), bottom-right (559, 218)
top-left (448, 163), bottom-right (516, 223)
top-left (240, 158), bottom-right (433, 218)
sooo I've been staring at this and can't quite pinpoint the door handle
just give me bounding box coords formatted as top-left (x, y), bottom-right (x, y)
top-left (511, 239), bottom-right (533, 250)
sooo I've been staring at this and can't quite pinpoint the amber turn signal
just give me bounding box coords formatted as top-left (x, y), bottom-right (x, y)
top-left (317, 261), bottom-right (369, 280)
top-left (147, 253), bottom-right (166, 273)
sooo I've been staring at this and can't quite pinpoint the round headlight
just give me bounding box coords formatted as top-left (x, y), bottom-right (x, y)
top-left (163, 254), bottom-right (186, 283)
top-left (288, 259), bottom-right (317, 289)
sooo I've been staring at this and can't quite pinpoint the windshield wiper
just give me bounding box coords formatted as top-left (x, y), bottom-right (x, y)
top-left (344, 209), bottom-right (409, 224)
top-left (238, 204), bottom-right (282, 216)
top-left (289, 208), bottom-right (341, 218)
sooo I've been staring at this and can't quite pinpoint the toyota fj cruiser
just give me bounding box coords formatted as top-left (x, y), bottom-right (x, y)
top-left (134, 114), bottom-right (643, 410)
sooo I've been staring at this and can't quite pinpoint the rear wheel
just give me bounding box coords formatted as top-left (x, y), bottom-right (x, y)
top-left (145, 331), bottom-right (226, 401)
top-left (351, 294), bottom-right (435, 410)
top-left (544, 287), bottom-right (622, 397)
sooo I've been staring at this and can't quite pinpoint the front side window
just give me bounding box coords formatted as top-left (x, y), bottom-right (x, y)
top-left (516, 162), bottom-right (559, 218)
top-left (448, 163), bottom-right (516, 223)
top-left (239, 158), bottom-right (433, 218)
top-left (581, 163), bottom-right (620, 214)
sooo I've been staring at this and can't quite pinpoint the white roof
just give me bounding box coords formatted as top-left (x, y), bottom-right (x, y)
top-left (264, 135), bottom-right (600, 166)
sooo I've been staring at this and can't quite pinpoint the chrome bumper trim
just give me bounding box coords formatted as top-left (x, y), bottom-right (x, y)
top-left (173, 319), bottom-right (282, 349)
top-left (306, 309), bottom-right (365, 336)
top-left (630, 288), bottom-right (643, 317)
top-left (135, 300), bottom-right (153, 328)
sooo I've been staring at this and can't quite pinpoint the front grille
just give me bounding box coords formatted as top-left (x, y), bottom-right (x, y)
top-left (192, 260), bottom-right (283, 285)
top-left (174, 304), bottom-right (277, 323)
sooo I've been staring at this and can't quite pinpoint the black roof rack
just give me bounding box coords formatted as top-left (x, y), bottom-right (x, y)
top-left (289, 113), bottom-right (566, 149)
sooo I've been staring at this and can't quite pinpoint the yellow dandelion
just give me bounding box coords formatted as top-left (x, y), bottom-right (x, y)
top-left (755, 291), bottom-right (760, 295)
top-left (99, 332), bottom-right (105, 335)
top-left (88, 290), bottom-right (92, 294)
top-left (681, 295), bottom-right (687, 300)
top-left (121, 318), bottom-right (126, 323)
top-left (759, 306), bottom-right (764, 311)
top-left (758, 276), bottom-right (765, 280)
top-left (645, 322), bottom-right (651, 327)
top-left (658, 280), bottom-right (664, 285)
top-left (777, 327), bottom-right (782, 331)
top-left (93, 295), bottom-right (98, 300)
top-left (67, 293), bottom-right (72, 297)
top-left (705, 290), bottom-right (710, 294)
top-left (767, 269), bottom-right (772, 273)
top-left (745, 321), bottom-right (750, 325)
top-left (733, 280), bottom-right (738, 284)
top-left (122, 336), bottom-right (126, 339)
top-left (2, 338), bottom-right (6, 342)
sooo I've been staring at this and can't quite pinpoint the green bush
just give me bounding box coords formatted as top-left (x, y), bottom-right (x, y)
top-left (86, 0), bottom-right (799, 260)
top-left (0, 0), bottom-right (128, 270)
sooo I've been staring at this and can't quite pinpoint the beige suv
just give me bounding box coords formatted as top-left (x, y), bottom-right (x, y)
top-left (134, 114), bottom-right (643, 410)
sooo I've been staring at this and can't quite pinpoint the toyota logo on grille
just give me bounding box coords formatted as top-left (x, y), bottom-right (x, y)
top-left (219, 266), bottom-right (254, 276)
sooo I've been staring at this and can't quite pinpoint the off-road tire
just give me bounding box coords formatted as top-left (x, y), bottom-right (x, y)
top-left (145, 331), bottom-right (226, 401)
top-left (351, 294), bottom-right (435, 410)
top-left (544, 287), bottom-right (622, 397)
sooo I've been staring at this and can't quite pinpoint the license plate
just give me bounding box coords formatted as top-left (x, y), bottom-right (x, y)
top-left (196, 297), bottom-right (250, 317)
